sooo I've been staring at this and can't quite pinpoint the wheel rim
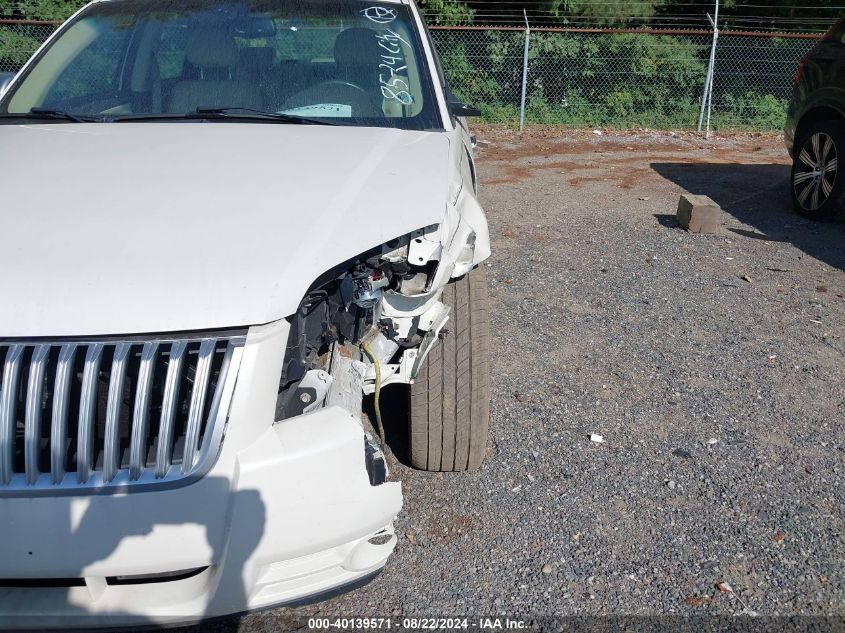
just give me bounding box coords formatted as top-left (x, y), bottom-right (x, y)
top-left (794, 132), bottom-right (838, 211)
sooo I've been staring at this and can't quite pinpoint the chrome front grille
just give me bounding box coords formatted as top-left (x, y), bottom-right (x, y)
top-left (0, 335), bottom-right (244, 494)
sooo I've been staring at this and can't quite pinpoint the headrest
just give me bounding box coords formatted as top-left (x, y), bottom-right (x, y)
top-left (334, 28), bottom-right (381, 67)
top-left (239, 46), bottom-right (275, 69)
top-left (185, 26), bottom-right (239, 69)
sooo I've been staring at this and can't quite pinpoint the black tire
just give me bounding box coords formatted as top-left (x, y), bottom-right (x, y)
top-left (408, 266), bottom-right (491, 472)
top-left (791, 120), bottom-right (845, 221)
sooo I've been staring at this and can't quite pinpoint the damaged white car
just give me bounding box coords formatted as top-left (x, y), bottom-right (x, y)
top-left (0, 0), bottom-right (490, 627)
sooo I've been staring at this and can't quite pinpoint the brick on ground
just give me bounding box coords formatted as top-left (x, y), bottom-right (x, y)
top-left (676, 193), bottom-right (721, 234)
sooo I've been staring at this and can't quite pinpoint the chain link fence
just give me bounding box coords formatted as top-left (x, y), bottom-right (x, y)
top-left (0, 20), bottom-right (56, 72)
top-left (431, 26), bottom-right (817, 129)
top-left (710, 33), bottom-right (814, 129)
top-left (0, 19), bottom-right (817, 130)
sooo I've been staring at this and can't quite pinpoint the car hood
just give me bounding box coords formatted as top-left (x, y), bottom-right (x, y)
top-left (0, 123), bottom-right (450, 336)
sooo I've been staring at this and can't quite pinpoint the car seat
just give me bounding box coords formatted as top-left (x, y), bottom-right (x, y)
top-left (168, 25), bottom-right (262, 113)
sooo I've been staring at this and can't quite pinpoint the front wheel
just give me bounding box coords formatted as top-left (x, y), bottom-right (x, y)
top-left (791, 120), bottom-right (845, 221)
top-left (407, 266), bottom-right (491, 472)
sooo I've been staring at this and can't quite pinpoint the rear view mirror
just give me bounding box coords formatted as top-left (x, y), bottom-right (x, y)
top-left (450, 102), bottom-right (481, 118)
top-left (444, 85), bottom-right (481, 118)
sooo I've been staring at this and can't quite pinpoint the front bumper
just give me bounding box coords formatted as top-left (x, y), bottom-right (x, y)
top-left (0, 320), bottom-right (402, 628)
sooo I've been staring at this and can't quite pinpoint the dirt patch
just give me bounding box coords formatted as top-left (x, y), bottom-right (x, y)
top-left (426, 512), bottom-right (473, 545)
top-left (475, 127), bottom-right (790, 188)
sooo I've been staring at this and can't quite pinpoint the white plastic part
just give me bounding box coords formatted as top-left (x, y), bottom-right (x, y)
top-left (299, 369), bottom-right (334, 414)
top-left (342, 532), bottom-right (398, 573)
top-left (410, 303), bottom-right (450, 379)
top-left (407, 225), bottom-right (443, 266)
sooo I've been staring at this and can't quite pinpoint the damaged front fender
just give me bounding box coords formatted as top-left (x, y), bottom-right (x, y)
top-left (275, 179), bottom-right (490, 421)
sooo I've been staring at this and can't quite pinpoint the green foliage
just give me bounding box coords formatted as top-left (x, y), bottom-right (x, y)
top-left (433, 29), bottom-right (712, 128)
top-left (2, 0), bottom-right (838, 33)
top-left (9, 0), bottom-right (86, 21)
top-left (418, 0), bottom-right (474, 26)
top-left (434, 29), bottom-right (525, 107)
top-left (546, 0), bottom-right (667, 26)
top-left (530, 32), bottom-right (706, 123)
top-left (0, 24), bottom-right (53, 71)
top-left (712, 93), bottom-right (788, 129)
top-left (0, 0), bottom-right (82, 72)
top-left (431, 28), bottom-right (795, 130)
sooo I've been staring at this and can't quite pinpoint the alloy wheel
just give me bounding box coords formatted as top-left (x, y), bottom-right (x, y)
top-left (794, 132), bottom-right (838, 211)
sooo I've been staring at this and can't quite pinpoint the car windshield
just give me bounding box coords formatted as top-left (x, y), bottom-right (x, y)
top-left (1, 0), bottom-right (442, 129)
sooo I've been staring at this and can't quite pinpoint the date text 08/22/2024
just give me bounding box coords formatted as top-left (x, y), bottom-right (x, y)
top-left (306, 618), bottom-right (528, 630)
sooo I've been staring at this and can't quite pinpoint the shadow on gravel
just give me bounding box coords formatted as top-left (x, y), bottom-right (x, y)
top-left (654, 213), bottom-right (681, 229)
top-left (364, 386), bottom-right (413, 468)
top-left (651, 162), bottom-right (845, 272)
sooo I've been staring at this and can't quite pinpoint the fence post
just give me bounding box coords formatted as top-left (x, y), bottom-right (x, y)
top-left (697, 0), bottom-right (720, 138)
top-left (519, 10), bottom-right (530, 131)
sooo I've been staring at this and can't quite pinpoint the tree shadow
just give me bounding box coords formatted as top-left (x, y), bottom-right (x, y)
top-left (1, 478), bottom-right (265, 631)
top-left (651, 161), bottom-right (845, 272)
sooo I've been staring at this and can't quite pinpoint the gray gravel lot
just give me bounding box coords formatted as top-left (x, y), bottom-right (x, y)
top-left (217, 128), bottom-right (845, 630)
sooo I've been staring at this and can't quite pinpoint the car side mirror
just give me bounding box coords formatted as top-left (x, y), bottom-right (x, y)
top-left (0, 72), bottom-right (15, 98)
top-left (450, 101), bottom-right (482, 118)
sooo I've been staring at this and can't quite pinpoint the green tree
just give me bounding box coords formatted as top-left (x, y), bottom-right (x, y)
top-left (546, 0), bottom-right (668, 26)
top-left (8, 0), bottom-right (86, 21)
top-left (418, 0), bottom-right (475, 26)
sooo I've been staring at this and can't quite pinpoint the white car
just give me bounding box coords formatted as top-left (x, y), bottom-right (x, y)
top-left (0, 0), bottom-right (491, 627)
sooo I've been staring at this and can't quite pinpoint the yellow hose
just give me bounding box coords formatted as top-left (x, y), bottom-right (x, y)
top-left (362, 341), bottom-right (386, 444)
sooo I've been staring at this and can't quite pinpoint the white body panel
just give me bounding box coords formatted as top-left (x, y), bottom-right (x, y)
top-left (0, 124), bottom-right (453, 336)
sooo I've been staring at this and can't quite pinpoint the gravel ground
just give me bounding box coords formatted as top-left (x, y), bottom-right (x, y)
top-left (211, 128), bottom-right (845, 630)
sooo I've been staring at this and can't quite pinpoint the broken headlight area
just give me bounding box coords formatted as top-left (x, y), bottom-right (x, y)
top-left (275, 226), bottom-right (449, 425)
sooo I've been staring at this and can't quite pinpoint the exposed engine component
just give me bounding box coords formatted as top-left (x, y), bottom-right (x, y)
top-left (298, 369), bottom-right (333, 415)
top-left (276, 230), bottom-right (443, 422)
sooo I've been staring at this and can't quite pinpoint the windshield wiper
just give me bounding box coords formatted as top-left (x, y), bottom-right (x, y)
top-left (28, 107), bottom-right (98, 122)
top-left (0, 108), bottom-right (100, 123)
top-left (196, 106), bottom-right (336, 125)
top-left (112, 107), bottom-right (336, 125)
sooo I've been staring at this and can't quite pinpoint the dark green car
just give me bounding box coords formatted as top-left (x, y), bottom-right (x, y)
top-left (785, 17), bottom-right (845, 221)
